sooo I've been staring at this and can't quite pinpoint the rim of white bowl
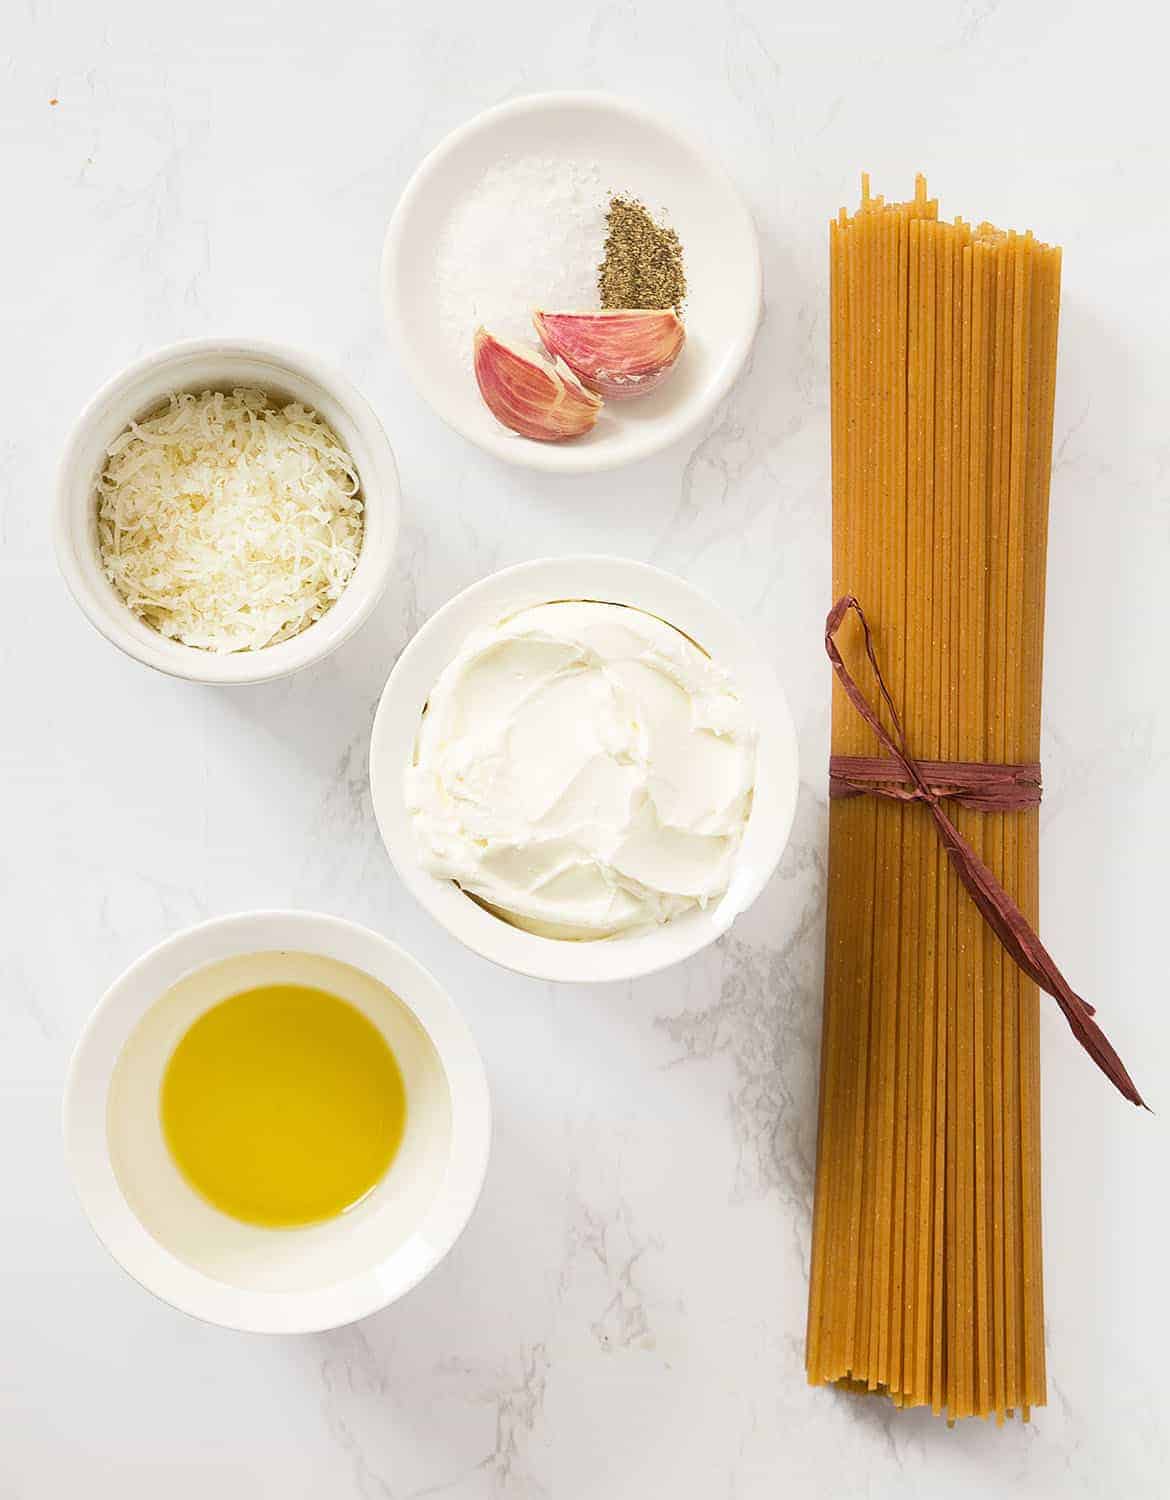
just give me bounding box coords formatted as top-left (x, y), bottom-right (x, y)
top-left (54, 337), bottom-right (401, 685)
top-left (62, 911), bottom-right (491, 1334)
top-left (380, 91), bottom-right (763, 475)
top-left (369, 556), bottom-right (799, 983)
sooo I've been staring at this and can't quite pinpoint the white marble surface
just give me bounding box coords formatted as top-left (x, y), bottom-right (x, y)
top-left (3, 3), bottom-right (1168, 1496)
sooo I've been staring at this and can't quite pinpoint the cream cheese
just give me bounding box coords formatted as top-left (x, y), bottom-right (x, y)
top-left (405, 601), bottom-right (757, 940)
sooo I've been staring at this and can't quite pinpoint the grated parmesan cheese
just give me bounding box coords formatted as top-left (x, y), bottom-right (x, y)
top-left (97, 388), bottom-right (364, 654)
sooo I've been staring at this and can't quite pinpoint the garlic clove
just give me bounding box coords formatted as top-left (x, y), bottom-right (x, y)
top-left (532, 308), bottom-right (686, 400)
top-left (473, 327), bottom-right (603, 441)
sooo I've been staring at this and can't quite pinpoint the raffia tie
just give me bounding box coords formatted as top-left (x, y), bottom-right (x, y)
top-left (826, 594), bottom-right (1144, 1108)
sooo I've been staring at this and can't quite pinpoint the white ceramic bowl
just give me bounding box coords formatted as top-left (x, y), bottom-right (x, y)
top-left (55, 338), bottom-right (400, 685)
top-left (63, 912), bottom-right (491, 1333)
top-left (370, 557), bottom-right (799, 982)
top-left (381, 92), bottom-right (762, 474)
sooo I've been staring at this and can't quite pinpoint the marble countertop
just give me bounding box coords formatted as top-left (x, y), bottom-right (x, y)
top-left (4, 3), bottom-right (1167, 1496)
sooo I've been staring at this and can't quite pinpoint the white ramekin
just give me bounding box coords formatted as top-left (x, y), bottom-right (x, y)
top-left (54, 338), bottom-right (400, 685)
top-left (62, 911), bottom-right (491, 1334)
top-left (369, 557), bottom-right (799, 983)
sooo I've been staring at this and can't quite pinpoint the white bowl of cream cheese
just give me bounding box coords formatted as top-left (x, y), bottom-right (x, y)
top-left (369, 558), bottom-right (798, 982)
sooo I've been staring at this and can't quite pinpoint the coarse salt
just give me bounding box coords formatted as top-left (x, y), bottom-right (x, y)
top-left (435, 157), bottom-right (607, 371)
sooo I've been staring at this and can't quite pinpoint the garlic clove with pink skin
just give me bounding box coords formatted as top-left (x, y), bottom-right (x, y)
top-left (473, 327), bottom-right (603, 442)
top-left (532, 308), bottom-right (686, 400)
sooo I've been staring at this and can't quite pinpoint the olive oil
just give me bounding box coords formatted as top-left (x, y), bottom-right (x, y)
top-left (160, 983), bottom-right (406, 1228)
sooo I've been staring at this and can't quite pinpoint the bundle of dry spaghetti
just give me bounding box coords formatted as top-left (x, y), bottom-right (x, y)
top-left (805, 176), bottom-right (1139, 1424)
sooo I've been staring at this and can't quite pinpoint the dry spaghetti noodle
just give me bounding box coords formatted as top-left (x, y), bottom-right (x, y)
top-left (806, 177), bottom-right (1062, 1422)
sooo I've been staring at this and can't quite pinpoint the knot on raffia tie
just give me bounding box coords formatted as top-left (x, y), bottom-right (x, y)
top-left (825, 594), bottom-right (1146, 1109)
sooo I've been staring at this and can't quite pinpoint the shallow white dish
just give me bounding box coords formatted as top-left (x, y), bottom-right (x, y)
top-left (63, 911), bottom-right (491, 1334)
top-left (381, 92), bottom-right (762, 474)
top-left (55, 338), bottom-right (400, 685)
top-left (369, 557), bottom-right (799, 982)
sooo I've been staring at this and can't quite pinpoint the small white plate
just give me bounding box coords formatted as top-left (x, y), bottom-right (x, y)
top-left (381, 93), bottom-right (762, 474)
top-left (369, 557), bottom-right (799, 982)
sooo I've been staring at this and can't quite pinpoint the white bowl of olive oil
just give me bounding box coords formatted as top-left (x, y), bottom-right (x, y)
top-left (62, 912), bottom-right (491, 1333)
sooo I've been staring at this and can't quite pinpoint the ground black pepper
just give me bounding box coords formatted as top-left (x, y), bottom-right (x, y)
top-left (598, 195), bottom-right (687, 313)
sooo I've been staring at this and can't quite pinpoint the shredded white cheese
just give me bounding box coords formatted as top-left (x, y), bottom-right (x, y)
top-left (97, 388), bottom-right (364, 653)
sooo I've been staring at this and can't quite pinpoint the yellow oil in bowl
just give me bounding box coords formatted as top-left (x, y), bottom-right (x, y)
top-left (160, 983), bottom-right (406, 1228)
